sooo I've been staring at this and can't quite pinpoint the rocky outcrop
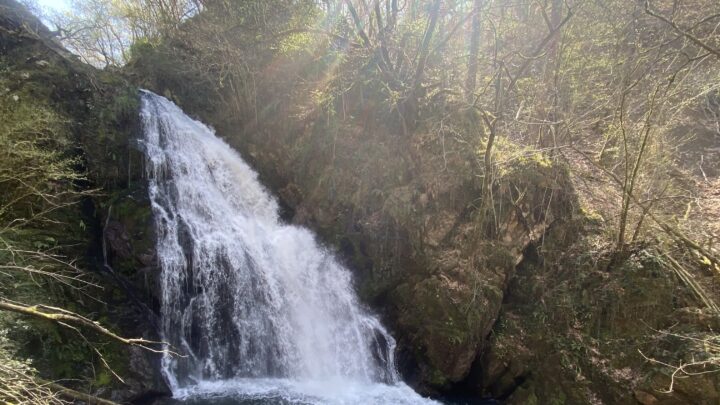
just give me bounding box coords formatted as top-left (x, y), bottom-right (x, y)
top-left (478, 222), bottom-right (720, 404)
top-left (128, 33), bottom-right (579, 392)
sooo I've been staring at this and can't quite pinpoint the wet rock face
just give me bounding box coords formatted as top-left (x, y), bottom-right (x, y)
top-left (390, 244), bottom-right (511, 387)
top-left (101, 190), bottom-right (169, 399)
top-left (110, 347), bottom-right (171, 403)
top-left (105, 220), bottom-right (133, 259)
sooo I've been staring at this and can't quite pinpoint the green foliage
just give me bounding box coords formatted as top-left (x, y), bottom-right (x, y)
top-left (128, 37), bottom-right (156, 61)
top-left (0, 76), bottom-right (89, 298)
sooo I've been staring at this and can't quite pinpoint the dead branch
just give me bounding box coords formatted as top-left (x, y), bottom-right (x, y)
top-left (0, 299), bottom-right (179, 356)
top-left (638, 328), bottom-right (720, 393)
top-left (43, 380), bottom-right (119, 405)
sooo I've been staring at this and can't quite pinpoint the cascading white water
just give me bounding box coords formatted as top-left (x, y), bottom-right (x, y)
top-left (139, 91), bottom-right (435, 404)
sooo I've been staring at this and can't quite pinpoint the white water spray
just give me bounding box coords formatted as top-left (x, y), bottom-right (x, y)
top-left (139, 91), bottom-right (435, 404)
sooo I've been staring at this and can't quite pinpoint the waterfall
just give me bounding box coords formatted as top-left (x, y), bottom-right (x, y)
top-left (139, 91), bottom-right (434, 404)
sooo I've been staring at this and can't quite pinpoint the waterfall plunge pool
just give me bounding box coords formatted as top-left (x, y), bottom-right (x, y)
top-left (159, 377), bottom-right (441, 404)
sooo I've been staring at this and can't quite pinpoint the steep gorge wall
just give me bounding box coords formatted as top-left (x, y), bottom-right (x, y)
top-left (126, 30), bottom-right (580, 393)
top-left (0, 1), bottom-right (167, 400)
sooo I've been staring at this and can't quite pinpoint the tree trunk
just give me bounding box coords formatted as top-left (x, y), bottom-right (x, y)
top-left (402, 0), bottom-right (442, 131)
top-left (465, 0), bottom-right (482, 103)
top-left (548, 0), bottom-right (563, 62)
top-left (412, 0), bottom-right (442, 93)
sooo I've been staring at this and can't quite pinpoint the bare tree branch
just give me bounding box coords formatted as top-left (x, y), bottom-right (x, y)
top-left (0, 299), bottom-right (181, 356)
top-left (645, 0), bottom-right (720, 59)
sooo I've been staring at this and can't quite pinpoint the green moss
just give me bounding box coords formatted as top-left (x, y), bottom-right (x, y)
top-left (480, 137), bottom-right (554, 180)
top-left (94, 370), bottom-right (113, 387)
top-left (426, 367), bottom-right (450, 387)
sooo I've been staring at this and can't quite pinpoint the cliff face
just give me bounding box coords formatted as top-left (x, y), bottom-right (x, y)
top-left (127, 38), bottom-right (580, 394)
top-left (0, 1), bottom-right (167, 400)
